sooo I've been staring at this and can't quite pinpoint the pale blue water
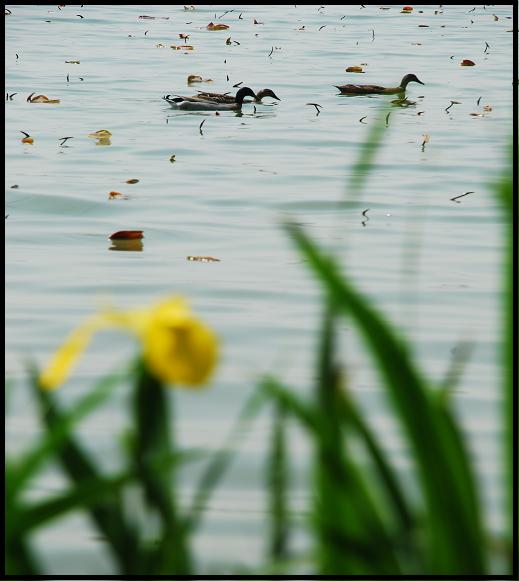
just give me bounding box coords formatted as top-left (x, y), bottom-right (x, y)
top-left (5, 4), bottom-right (513, 574)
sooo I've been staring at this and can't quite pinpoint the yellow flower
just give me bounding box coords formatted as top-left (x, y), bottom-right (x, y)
top-left (39, 297), bottom-right (218, 390)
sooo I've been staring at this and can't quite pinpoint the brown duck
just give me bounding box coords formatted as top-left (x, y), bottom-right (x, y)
top-left (335, 74), bottom-right (424, 95)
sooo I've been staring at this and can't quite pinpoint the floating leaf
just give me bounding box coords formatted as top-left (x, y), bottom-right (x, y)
top-left (186, 256), bottom-right (221, 262)
top-left (88, 129), bottom-right (112, 139)
top-left (461, 59), bottom-right (476, 66)
top-left (29, 94), bottom-right (60, 104)
top-left (65, 60), bottom-right (80, 64)
top-left (109, 230), bottom-right (143, 240)
top-left (171, 44), bottom-right (194, 50)
top-left (108, 191), bottom-right (129, 200)
top-left (126, 179), bottom-right (139, 184)
top-left (345, 66), bottom-right (364, 73)
top-left (207, 22), bottom-right (229, 30)
top-left (401, 5), bottom-right (413, 12)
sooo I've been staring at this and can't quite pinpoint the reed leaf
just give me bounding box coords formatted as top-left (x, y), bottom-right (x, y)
top-left (285, 222), bottom-right (487, 574)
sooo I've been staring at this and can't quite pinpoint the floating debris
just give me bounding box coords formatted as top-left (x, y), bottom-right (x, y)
top-left (254, 19), bottom-right (263, 24)
top-left (171, 44), bottom-right (194, 50)
top-left (207, 22), bottom-right (229, 30)
top-left (199, 120), bottom-right (205, 135)
top-left (109, 230), bottom-right (143, 240)
top-left (445, 100), bottom-right (461, 113)
top-left (306, 102), bottom-right (323, 116)
top-left (186, 256), bottom-right (221, 262)
top-left (28, 94), bottom-right (60, 104)
top-left (65, 60), bottom-right (80, 64)
top-left (461, 59), bottom-right (476, 66)
top-left (385, 112), bottom-right (391, 126)
top-left (346, 66), bottom-right (364, 73)
top-left (170, 155), bottom-right (176, 163)
top-left (88, 129), bottom-right (112, 139)
top-left (359, 116), bottom-right (367, 124)
top-left (126, 178), bottom-right (139, 184)
top-left (421, 133), bottom-right (430, 151)
top-left (108, 191), bottom-right (129, 200)
top-left (450, 191), bottom-right (475, 203)
top-left (59, 136), bottom-right (74, 145)
top-left (20, 131), bottom-right (34, 144)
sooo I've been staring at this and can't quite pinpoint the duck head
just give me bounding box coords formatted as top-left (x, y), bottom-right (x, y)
top-left (400, 74), bottom-right (424, 88)
top-left (235, 86), bottom-right (257, 105)
top-left (256, 88), bottom-right (281, 101)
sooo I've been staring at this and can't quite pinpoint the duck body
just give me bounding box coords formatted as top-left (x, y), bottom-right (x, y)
top-left (163, 86), bottom-right (257, 111)
top-left (194, 88), bottom-right (280, 104)
top-left (335, 73), bottom-right (424, 95)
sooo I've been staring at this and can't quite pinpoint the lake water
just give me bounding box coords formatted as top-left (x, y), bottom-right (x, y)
top-left (5, 4), bottom-right (513, 574)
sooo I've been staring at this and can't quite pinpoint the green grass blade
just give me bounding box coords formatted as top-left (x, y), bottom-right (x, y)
top-left (266, 399), bottom-right (290, 562)
top-left (27, 364), bottom-right (141, 574)
top-left (9, 470), bottom-right (134, 538)
top-left (285, 222), bottom-right (487, 574)
top-left (312, 302), bottom-right (401, 574)
top-left (8, 364), bottom-right (128, 497)
top-left (132, 360), bottom-right (191, 574)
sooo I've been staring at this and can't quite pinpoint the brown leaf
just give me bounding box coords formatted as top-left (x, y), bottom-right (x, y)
top-left (461, 59), bottom-right (476, 66)
top-left (207, 22), bottom-right (229, 30)
top-left (345, 66), bottom-right (364, 73)
top-left (109, 230), bottom-right (143, 240)
top-left (108, 191), bottom-right (129, 200)
top-left (126, 179), bottom-right (139, 184)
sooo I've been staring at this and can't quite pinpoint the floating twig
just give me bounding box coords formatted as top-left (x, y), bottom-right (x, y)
top-left (306, 102), bottom-right (323, 116)
top-left (477, 96), bottom-right (482, 106)
top-left (421, 134), bottom-right (430, 151)
top-left (76, 14), bottom-right (84, 18)
top-left (484, 41), bottom-right (490, 53)
top-left (16, 53), bottom-right (19, 60)
top-left (359, 116), bottom-right (367, 124)
top-left (8, 93), bottom-right (17, 100)
top-left (319, 25), bottom-right (326, 31)
top-left (59, 136), bottom-right (74, 145)
top-left (371, 28), bottom-right (375, 40)
top-left (199, 120), bottom-right (205, 135)
top-left (253, 106), bottom-right (256, 114)
top-left (450, 191), bottom-right (475, 203)
top-left (445, 100), bottom-right (461, 113)
top-left (268, 46), bottom-right (274, 57)
top-left (66, 74), bottom-right (69, 82)
top-left (238, 12), bottom-right (243, 19)
top-left (385, 112), bottom-right (391, 126)
top-left (233, 81), bottom-right (243, 88)
top-left (361, 208), bottom-right (370, 227)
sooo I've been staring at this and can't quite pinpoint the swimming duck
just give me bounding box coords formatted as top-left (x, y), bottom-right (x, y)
top-left (163, 86), bottom-right (257, 111)
top-left (335, 74), bottom-right (424, 95)
top-left (193, 88), bottom-right (281, 104)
